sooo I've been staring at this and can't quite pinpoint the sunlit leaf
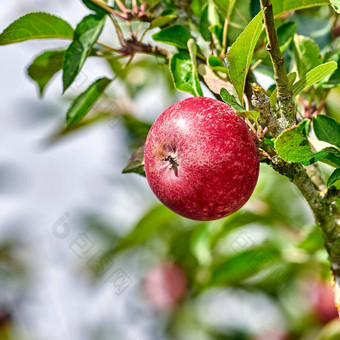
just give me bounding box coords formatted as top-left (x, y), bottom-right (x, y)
top-left (226, 11), bottom-right (263, 103)
top-left (292, 62), bottom-right (338, 96)
top-left (0, 12), bottom-right (73, 45)
top-left (271, 0), bottom-right (331, 17)
top-left (151, 15), bottom-right (176, 28)
top-left (275, 120), bottom-right (339, 165)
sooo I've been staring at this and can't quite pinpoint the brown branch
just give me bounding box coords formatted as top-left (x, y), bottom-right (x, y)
top-left (271, 158), bottom-right (340, 315)
top-left (260, 0), bottom-right (296, 127)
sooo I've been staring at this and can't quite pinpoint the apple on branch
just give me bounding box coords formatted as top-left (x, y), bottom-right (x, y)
top-left (144, 97), bottom-right (260, 221)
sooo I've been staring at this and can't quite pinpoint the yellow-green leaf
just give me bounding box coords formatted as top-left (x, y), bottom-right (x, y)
top-left (0, 12), bottom-right (73, 45)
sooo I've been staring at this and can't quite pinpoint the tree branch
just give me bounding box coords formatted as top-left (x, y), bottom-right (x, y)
top-left (260, 0), bottom-right (296, 127)
top-left (270, 158), bottom-right (340, 314)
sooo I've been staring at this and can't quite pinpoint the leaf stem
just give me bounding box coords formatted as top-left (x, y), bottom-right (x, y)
top-left (260, 0), bottom-right (296, 126)
top-left (109, 15), bottom-right (125, 46)
top-left (220, 17), bottom-right (229, 59)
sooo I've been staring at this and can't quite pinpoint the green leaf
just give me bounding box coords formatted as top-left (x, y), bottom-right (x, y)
top-left (327, 168), bottom-right (340, 187)
top-left (151, 15), bottom-right (176, 28)
top-left (313, 115), bottom-right (340, 149)
top-left (277, 21), bottom-right (297, 52)
top-left (292, 62), bottom-right (338, 96)
top-left (211, 245), bottom-right (281, 285)
top-left (323, 60), bottom-right (340, 88)
top-left (237, 110), bottom-right (260, 122)
top-left (169, 40), bottom-right (203, 97)
top-left (271, 0), bottom-right (331, 17)
top-left (220, 88), bottom-right (244, 112)
top-left (27, 49), bottom-right (65, 97)
top-left (212, 0), bottom-right (229, 15)
top-left (207, 55), bottom-right (224, 68)
top-left (209, 24), bottom-right (223, 51)
top-left (145, 0), bottom-right (161, 9)
top-left (65, 77), bottom-right (111, 128)
top-left (298, 226), bottom-right (324, 253)
top-left (81, 0), bottom-right (109, 16)
top-left (205, 0), bottom-right (231, 41)
top-left (275, 120), bottom-right (339, 165)
top-left (220, 88), bottom-right (259, 122)
top-left (269, 72), bottom-right (296, 107)
top-left (63, 14), bottom-right (105, 92)
top-left (152, 25), bottom-right (192, 50)
top-left (322, 153), bottom-right (340, 167)
top-left (121, 114), bottom-right (152, 149)
top-left (226, 11), bottom-right (263, 103)
top-left (330, 0), bottom-right (340, 12)
top-left (109, 205), bottom-right (178, 255)
top-left (122, 144), bottom-right (145, 176)
top-left (199, 4), bottom-right (211, 41)
top-left (293, 35), bottom-right (322, 78)
top-left (0, 12), bottom-right (73, 45)
top-left (198, 64), bottom-right (231, 94)
top-left (207, 55), bottom-right (228, 74)
top-left (227, 0), bottom-right (252, 45)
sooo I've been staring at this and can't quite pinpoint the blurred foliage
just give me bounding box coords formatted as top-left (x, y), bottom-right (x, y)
top-left (1, 0), bottom-right (340, 339)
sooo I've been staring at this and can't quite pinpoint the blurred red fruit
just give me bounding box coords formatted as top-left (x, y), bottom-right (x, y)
top-left (143, 262), bottom-right (187, 310)
top-left (309, 280), bottom-right (338, 322)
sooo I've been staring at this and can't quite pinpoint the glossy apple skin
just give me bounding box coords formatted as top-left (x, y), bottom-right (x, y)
top-left (144, 97), bottom-right (259, 221)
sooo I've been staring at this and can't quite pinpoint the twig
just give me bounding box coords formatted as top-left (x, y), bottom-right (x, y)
top-left (260, 0), bottom-right (296, 126)
top-left (250, 83), bottom-right (282, 137)
top-left (109, 15), bottom-right (125, 46)
top-left (97, 42), bottom-right (122, 53)
top-left (90, 0), bottom-right (128, 20)
top-left (305, 164), bottom-right (327, 192)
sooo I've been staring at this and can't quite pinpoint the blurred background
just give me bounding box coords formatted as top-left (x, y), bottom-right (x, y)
top-left (1, 1), bottom-right (340, 339)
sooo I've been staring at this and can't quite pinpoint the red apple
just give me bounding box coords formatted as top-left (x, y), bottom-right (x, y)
top-left (143, 262), bottom-right (187, 310)
top-left (144, 97), bottom-right (259, 221)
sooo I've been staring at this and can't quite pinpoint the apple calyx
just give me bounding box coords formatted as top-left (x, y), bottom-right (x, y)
top-left (162, 152), bottom-right (179, 177)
